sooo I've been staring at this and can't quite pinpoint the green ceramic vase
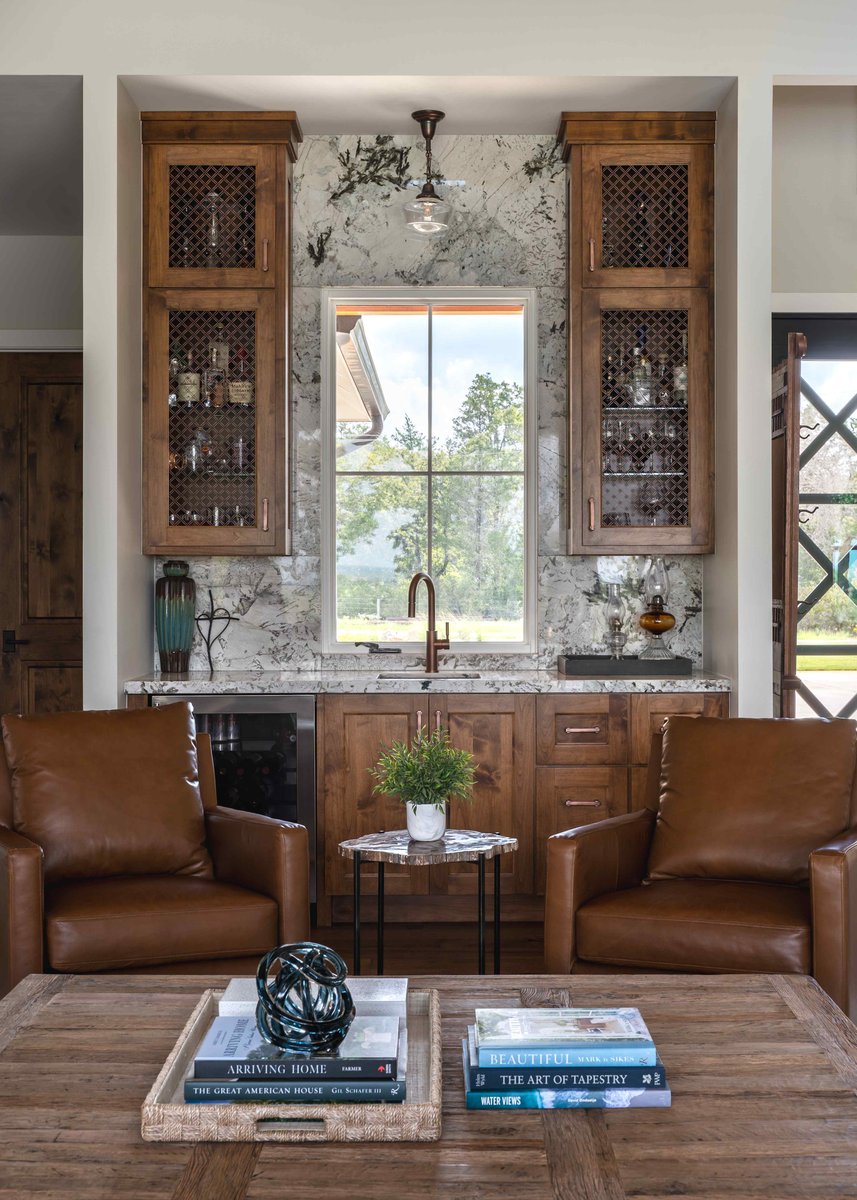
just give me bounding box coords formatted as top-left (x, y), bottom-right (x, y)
top-left (155, 560), bottom-right (196, 673)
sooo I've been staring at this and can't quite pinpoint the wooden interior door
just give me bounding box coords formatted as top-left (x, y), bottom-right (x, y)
top-left (0, 353), bottom-right (83, 715)
top-left (772, 332), bottom-right (806, 717)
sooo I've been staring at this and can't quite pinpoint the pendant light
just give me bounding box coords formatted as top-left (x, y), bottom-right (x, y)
top-left (403, 109), bottom-right (450, 237)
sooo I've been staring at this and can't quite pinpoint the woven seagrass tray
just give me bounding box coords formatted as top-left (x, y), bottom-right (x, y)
top-left (141, 988), bottom-right (442, 1143)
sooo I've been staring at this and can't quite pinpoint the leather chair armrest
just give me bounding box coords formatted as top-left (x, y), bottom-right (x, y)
top-left (810, 826), bottom-right (857, 1023)
top-left (205, 807), bottom-right (310, 944)
top-left (0, 827), bottom-right (44, 998)
top-left (544, 809), bottom-right (656, 975)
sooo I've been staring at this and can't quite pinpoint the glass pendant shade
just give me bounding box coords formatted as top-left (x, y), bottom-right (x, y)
top-left (404, 109), bottom-right (450, 238)
top-left (403, 188), bottom-right (451, 236)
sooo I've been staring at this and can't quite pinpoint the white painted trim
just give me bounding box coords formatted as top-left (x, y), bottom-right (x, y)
top-left (772, 294), bottom-right (857, 313)
top-left (321, 285), bottom-right (538, 656)
top-left (0, 329), bottom-right (83, 351)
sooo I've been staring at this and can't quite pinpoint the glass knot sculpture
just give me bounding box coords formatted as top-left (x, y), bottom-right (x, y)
top-left (255, 942), bottom-right (356, 1054)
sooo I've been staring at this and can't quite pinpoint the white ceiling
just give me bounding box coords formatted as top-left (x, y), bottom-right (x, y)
top-left (121, 75), bottom-right (735, 135)
top-left (0, 76), bottom-right (82, 235)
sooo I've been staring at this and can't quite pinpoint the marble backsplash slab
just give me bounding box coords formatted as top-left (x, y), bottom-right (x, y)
top-left (155, 133), bottom-right (704, 674)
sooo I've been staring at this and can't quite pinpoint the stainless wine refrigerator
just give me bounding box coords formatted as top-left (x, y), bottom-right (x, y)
top-left (151, 694), bottom-right (316, 903)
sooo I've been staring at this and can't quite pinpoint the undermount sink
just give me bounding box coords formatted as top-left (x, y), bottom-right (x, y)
top-left (375, 671), bottom-right (482, 680)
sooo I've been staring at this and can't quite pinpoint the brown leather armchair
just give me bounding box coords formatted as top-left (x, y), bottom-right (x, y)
top-left (544, 716), bottom-right (857, 1022)
top-left (0, 702), bottom-right (310, 997)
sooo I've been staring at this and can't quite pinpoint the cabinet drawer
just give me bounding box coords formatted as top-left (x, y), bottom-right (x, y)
top-left (535, 766), bottom-right (628, 892)
top-left (536, 695), bottom-right (627, 765)
top-left (629, 692), bottom-right (729, 764)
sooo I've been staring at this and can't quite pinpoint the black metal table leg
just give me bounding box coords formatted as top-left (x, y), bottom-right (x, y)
top-left (477, 854), bottom-right (486, 974)
top-left (377, 861), bottom-right (385, 975)
top-left (493, 854), bottom-right (501, 974)
top-left (353, 850), bottom-right (361, 976)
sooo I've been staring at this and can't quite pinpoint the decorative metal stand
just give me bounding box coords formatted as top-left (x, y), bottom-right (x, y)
top-left (195, 589), bottom-right (239, 674)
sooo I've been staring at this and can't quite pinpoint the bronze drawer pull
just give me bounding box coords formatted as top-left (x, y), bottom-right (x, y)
top-left (564, 725), bottom-right (602, 734)
top-left (416, 709), bottom-right (424, 734)
top-left (589, 238), bottom-right (595, 271)
top-left (262, 238), bottom-right (270, 271)
top-left (261, 497), bottom-right (269, 532)
top-left (435, 709), bottom-right (442, 732)
top-left (564, 799), bottom-right (602, 808)
top-left (588, 497), bottom-right (596, 531)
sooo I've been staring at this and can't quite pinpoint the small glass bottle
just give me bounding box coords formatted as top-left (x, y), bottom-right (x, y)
top-left (228, 344), bottom-right (254, 405)
top-left (627, 345), bottom-right (652, 407)
top-left (203, 345), bottom-right (226, 409)
top-left (177, 352), bottom-right (200, 407)
top-left (168, 345), bottom-right (183, 407)
top-left (673, 333), bottom-right (688, 404)
top-left (654, 354), bottom-right (672, 406)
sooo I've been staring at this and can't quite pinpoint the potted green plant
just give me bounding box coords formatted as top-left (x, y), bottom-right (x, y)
top-left (370, 726), bottom-right (477, 842)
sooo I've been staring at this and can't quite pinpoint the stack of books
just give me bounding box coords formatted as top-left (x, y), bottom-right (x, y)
top-left (462, 1007), bottom-right (670, 1110)
top-left (185, 977), bottom-right (409, 1106)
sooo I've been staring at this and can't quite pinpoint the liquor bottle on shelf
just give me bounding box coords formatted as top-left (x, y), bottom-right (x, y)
top-left (629, 191), bottom-right (650, 267)
top-left (204, 190), bottom-right (223, 269)
top-left (229, 344), bottom-right (254, 405)
top-left (673, 333), bottom-right (688, 404)
top-left (203, 345), bottom-right (226, 409)
top-left (232, 434), bottom-right (249, 472)
top-left (177, 352), bottom-right (200, 407)
top-left (654, 354), bottom-right (672, 406)
top-left (627, 328), bottom-right (652, 407)
top-left (168, 344), bottom-right (184, 407)
top-left (211, 322), bottom-right (230, 376)
top-left (601, 214), bottom-right (614, 268)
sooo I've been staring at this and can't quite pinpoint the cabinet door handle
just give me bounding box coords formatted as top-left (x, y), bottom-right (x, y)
top-left (262, 238), bottom-right (269, 271)
top-left (435, 709), bottom-right (442, 732)
top-left (416, 709), bottom-right (423, 734)
top-left (588, 237), bottom-right (596, 272)
top-left (588, 497), bottom-right (596, 531)
top-left (564, 799), bottom-right (602, 808)
top-left (261, 497), bottom-right (269, 532)
top-left (564, 725), bottom-right (601, 735)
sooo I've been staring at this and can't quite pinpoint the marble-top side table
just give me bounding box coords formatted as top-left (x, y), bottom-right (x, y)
top-left (338, 829), bottom-right (518, 976)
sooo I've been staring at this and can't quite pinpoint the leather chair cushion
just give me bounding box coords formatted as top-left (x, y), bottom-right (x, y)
top-left (576, 879), bottom-right (811, 973)
top-left (45, 875), bottom-right (278, 972)
top-left (2, 703), bottom-right (212, 883)
top-left (647, 717), bottom-right (856, 884)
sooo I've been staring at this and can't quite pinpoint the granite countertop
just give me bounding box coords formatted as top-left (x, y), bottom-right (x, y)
top-left (125, 668), bottom-right (731, 696)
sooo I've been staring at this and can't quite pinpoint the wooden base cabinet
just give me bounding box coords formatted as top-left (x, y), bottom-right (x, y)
top-left (318, 689), bottom-right (729, 914)
top-left (319, 694), bottom-right (535, 905)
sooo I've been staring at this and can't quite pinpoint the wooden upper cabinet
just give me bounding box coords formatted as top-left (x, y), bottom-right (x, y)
top-left (577, 143), bottom-right (713, 290)
top-left (145, 144), bottom-right (279, 289)
top-left (561, 113), bottom-right (715, 556)
top-left (576, 286), bottom-right (713, 553)
top-left (144, 288), bottom-right (282, 555)
top-left (141, 112), bottom-right (300, 556)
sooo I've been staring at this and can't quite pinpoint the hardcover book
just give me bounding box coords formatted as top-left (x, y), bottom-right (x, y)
top-left (185, 1077), bottom-right (406, 1104)
top-left (465, 1028), bottom-right (666, 1091)
top-left (194, 1014), bottom-right (401, 1080)
top-left (474, 1007), bottom-right (654, 1048)
top-left (462, 1043), bottom-right (671, 1110)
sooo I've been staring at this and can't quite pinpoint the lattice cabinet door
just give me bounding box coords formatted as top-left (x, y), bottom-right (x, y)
top-left (144, 289), bottom-right (284, 554)
top-left (573, 287), bottom-right (713, 553)
top-left (145, 144), bottom-right (277, 288)
top-left (578, 144), bottom-right (712, 289)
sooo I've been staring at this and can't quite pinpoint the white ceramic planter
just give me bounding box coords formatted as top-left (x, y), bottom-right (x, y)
top-left (406, 803), bottom-right (447, 842)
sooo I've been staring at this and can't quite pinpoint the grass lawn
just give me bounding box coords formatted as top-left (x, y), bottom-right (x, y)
top-left (337, 616), bottom-right (524, 644)
top-left (797, 630), bottom-right (857, 671)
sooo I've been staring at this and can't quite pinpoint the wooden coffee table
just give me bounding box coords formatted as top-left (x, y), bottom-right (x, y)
top-left (2, 972), bottom-right (857, 1198)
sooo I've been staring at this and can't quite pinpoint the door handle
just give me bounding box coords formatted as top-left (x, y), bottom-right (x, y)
top-left (416, 709), bottom-right (423, 734)
top-left (2, 630), bottom-right (30, 653)
top-left (588, 497), bottom-right (596, 531)
top-left (262, 238), bottom-right (270, 272)
top-left (435, 709), bottom-right (442, 732)
top-left (261, 498), bottom-right (269, 532)
top-left (564, 799), bottom-right (602, 808)
top-left (588, 238), bottom-right (596, 272)
top-left (564, 725), bottom-right (602, 735)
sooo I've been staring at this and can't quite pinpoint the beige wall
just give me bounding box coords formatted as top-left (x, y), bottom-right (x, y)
top-left (0, 236), bottom-right (82, 346)
top-left (7, 0), bottom-right (857, 710)
top-left (773, 86), bottom-right (857, 296)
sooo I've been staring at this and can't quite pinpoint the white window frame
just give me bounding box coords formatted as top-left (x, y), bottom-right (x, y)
top-left (321, 285), bottom-right (538, 656)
